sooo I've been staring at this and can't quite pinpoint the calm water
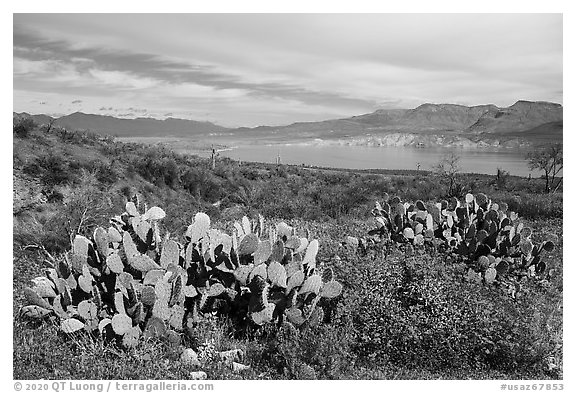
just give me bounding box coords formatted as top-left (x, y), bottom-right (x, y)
top-left (203, 144), bottom-right (536, 177)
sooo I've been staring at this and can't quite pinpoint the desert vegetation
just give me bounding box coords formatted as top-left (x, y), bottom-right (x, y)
top-left (13, 118), bottom-right (562, 380)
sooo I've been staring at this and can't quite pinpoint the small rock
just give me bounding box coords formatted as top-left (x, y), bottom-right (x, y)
top-left (181, 348), bottom-right (200, 367)
top-left (231, 362), bottom-right (250, 372)
top-left (190, 371), bottom-right (207, 380)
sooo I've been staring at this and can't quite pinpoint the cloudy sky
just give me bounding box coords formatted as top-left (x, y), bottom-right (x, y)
top-left (13, 13), bottom-right (562, 127)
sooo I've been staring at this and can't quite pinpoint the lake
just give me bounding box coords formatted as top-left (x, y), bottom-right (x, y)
top-left (118, 137), bottom-right (543, 177)
top-left (197, 144), bottom-right (537, 177)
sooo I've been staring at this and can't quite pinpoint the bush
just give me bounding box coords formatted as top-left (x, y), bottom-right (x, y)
top-left (333, 247), bottom-right (562, 377)
top-left (13, 117), bottom-right (37, 138)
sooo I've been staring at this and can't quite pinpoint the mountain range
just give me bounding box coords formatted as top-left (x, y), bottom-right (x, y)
top-left (15, 100), bottom-right (562, 147)
top-left (15, 112), bottom-right (228, 137)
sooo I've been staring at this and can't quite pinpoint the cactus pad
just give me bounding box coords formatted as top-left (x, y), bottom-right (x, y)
top-left (541, 241), bottom-right (555, 253)
top-left (122, 326), bottom-right (142, 348)
top-left (144, 316), bottom-right (167, 338)
top-left (267, 262), bottom-right (287, 288)
top-left (129, 302), bottom-right (145, 325)
top-left (169, 275), bottom-right (183, 306)
top-left (112, 314), bottom-right (133, 335)
top-left (286, 270), bottom-right (305, 294)
top-left (114, 292), bottom-right (127, 314)
top-left (250, 303), bottom-right (275, 325)
top-left (237, 233), bottom-right (259, 256)
top-left (153, 299), bottom-right (171, 320)
top-left (284, 236), bottom-right (301, 250)
top-left (253, 240), bottom-right (272, 265)
top-left (143, 269), bottom-right (165, 286)
top-left (319, 281), bottom-right (343, 299)
top-left (141, 286), bottom-right (157, 306)
top-left (295, 238), bottom-right (309, 254)
top-left (276, 222), bottom-right (293, 239)
top-left (495, 260), bottom-right (509, 275)
top-left (155, 278), bottom-right (171, 302)
top-left (303, 240), bottom-right (319, 268)
top-left (78, 300), bottom-right (98, 321)
top-left (233, 264), bottom-right (254, 286)
top-left (125, 201), bottom-right (139, 216)
top-left (520, 241), bottom-right (534, 257)
top-left (478, 256), bottom-right (490, 270)
top-left (72, 235), bottom-right (91, 272)
top-left (98, 318), bottom-right (112, 334)
top-left (106, 252), bottom-right (124, 274)
top-left (93, 227), bottom-right (110, 258)
top-left (286, 307), bottom-right (306, 326)
top-left (299, 275), bottom-right (322, 295)
top-left (108, 226), bottom-right (123, 243)
top-left (52, 295), bottom-right (69, 319)
top-left (242, 216), bottom-right (252, 235)
top-left (31, 277), bottom-right (57, 298)
top-left (484, 267), bottom-right (497, 285)
top-left (20, 305), bottom-right (52, 320)
top-left (160, 240), bottom-right (180, 268)
top-left (78, 269), bottom-right (93, 294)
top-left (23, 287), bottom-right (53, 310)
top-left (129, 252), bottom-right (161, 273)
top-left (207, 283), bottom-right (225, 297)
top-left (117, 272), bottom-right (133, 289)
top-left (249, 263), bottom-right (268, 282)
top-left (142, 206), bottom-right (166, 221)
top-left (169, 305), bottom-right (185, 330)
top-left (186, 213), bottom-right (210, 243)
top-left (269, 239), bottom-right (285, 263)
top-left (61, 318), bottom-right (85, 334)
top-left (403, 227), bottom-right (415, 240)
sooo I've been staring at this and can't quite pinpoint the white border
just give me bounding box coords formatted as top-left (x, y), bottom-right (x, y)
top-left (3, 2), bottom-right (572, 391)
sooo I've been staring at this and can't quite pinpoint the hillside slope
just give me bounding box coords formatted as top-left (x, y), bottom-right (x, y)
top-left (12, 122), bottom-right (563, 380)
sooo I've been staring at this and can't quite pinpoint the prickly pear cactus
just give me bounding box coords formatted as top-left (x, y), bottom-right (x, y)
top-left (19, 203), bottom-right (344, 349)
top-left (366, 193), bottom-right (557, 295)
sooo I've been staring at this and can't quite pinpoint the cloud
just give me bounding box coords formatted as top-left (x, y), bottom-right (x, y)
top-left (13, 27), bottom-right (378, 112)
top-left (127, 107), bottom-right (148, 113)
top-left (12, 14), bottom-right (562, 126)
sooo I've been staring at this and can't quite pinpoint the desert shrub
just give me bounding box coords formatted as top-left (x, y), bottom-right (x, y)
top-left (41, 173), bottom-right (120, 252)
top-left (253, 317), bottom-right (356, 379)
top-left (23, 154), bottom-right (72, 186)
top-left (495, 192), bottom-right (562, 219)
top-left (494, 168), bottom-right (511, 190)
top-left (13, 117), bottom-right (37, 138)
top-left (335, 249), bottom-right (561, 377)
top-left (181, 167), bottom-right (226, 203)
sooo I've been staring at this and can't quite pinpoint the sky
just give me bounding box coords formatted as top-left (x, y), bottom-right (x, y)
top-left (13, 13), bottom-right (563, 127)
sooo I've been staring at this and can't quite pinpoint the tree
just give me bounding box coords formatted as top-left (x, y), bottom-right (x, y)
top-left (432, 152), bottom-right (463, 197)
top-left (526, 143), bottom-right (563, 193)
